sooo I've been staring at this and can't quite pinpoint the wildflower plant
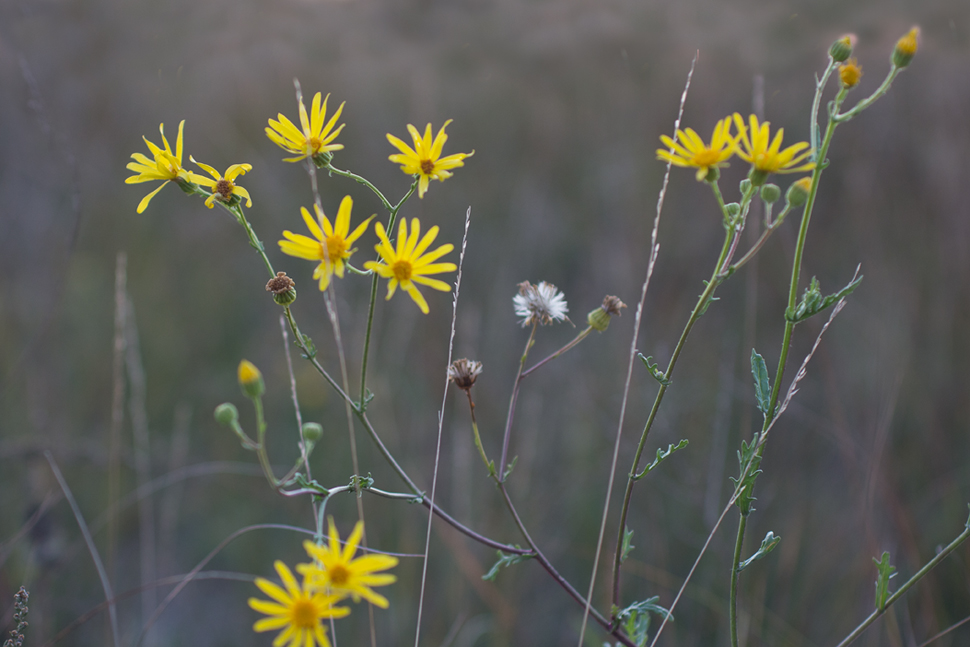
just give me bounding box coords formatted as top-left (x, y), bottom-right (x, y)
top-left (111, 26), bottom-right (970, 647)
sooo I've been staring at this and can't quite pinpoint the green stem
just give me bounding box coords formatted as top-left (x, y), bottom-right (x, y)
top-left (499, 322), bottom-right (538, 480)
top-left (520, 326), bottom-right (593, 378)
top-left (464, 391), bottom-right (495, 476)
top-left (358, 179), bottom-right (419, 407)
top-left (729, 514), bottom-right (748, 647)
top-left (251, 396), bottom-right (278, 491)
top-left (834, 521), bottom-right (970, 647)
top-left (835, 66), bottom-right (901, 124)
top-left (611, 222), bottom-right (737, 610)
top-left (810, 58), bottom-right (838, 157)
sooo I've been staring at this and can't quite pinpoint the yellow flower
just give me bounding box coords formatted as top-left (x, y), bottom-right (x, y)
top-left (387, 120), bottom-right (473, 198)
top-left (189, 158), bottom-right (253, 208)
top-left (838, 58), bottom-right (863, 89)
top-left (363, 217), bottom-right (456, 314)
top-left (238, 359), bottom-right (264, 399)
top-left (656, 117), bottom-right (739, 181)
top-left (300, 519), bottom-right (399, 608)
top-left (279, 196), bottom-right (374, 292)
top-left (248, 560), bottom-right (349, 647)
top-left (732, 113), bottom-right (815, 180)
top-left (266, 92), bottom-right (345, 163)
top-left (125, 121), bottom-right (190, 213)
top-left (892, 27), bottom-right (919, 68)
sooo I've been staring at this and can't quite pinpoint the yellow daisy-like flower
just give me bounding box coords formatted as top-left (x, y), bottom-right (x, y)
top-left (300, 519), bottom-right (399, 608)
top-left (248, 560), bottom-right (349, 647)
top-left (387, 120), bottom-right (473, 198)
top-left (656, 117), bottom-right (739, 181)
top-left (279, 196), bottom-right (374, 292)
top-left (266, 92), bottom-right (345, 163)
top-left (125, 121), bottom-right (191, 214)
top-left (363, 217), bottom-right (456, 314)
top-left (189, 157), bottom-right (253, 209)
top-left (733, 113), bottom-right (815, 180)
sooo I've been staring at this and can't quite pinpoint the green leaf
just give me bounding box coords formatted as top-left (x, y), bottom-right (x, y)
top-left (750, 349), bottom-right (771, 416)
top-left (621, 527), bottom-right (635, 564)
top-left (292, 473), bottom-right (329, 495)
top-left (503, 456), bottom-right (519, 481)
top-left (614, 597), bottom-right (672, 647)
top-left (632, 439), bottom-right (689, 480)
top-left (697, 280), bottom-right (721, 316)
top-left (785, 274), bottom-right (863, 323)
top-left (737, 531), bottom-right (781, 572)
top-left (349, 473), bottom-right (374, 495)
top-left (730, 438), bottom-right (763, 516)
top-left (299, 334), bottom-right (317, 359)
top-left (873, 551), bottom-right (896, 610)
top-left (482, 547), bottom-right (533, 582)
top-left (638, 353), bottom-right (671, 386)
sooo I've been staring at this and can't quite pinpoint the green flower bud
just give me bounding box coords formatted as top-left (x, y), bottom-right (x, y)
top-left (302, 422), bottom-right (323, 443)
top-left (725, 203), bottom-right (741, 218)
top-left (829, 35), bottom-right (855, 63)
top-left (739, 178), bottom-right (752, 195)
top-left (237, 360), bottom-right (265, 399)
top-left (214, 402), bottom-right (239, 426)
top-left (266, 272), bottom-right (297, 306)
top-left (785, 177), bottom-right (813, 207)
top-left (892, 27), bottom-right (919, 68)
top-left (760, 183), bottom-right (781, 204)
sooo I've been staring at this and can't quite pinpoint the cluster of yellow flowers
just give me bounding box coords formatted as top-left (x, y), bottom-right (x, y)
top-left (248, 519), bottom-right (398, 647)
top-left (657, 113), bottom-right (815, 184)
top-left (126, 90), bottom-right (475, 314)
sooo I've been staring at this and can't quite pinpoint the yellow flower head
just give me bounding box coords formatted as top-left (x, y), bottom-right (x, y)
top-left (300, 519), bottom-right (399, 608)
top-left (838, 58), bottom-right (863, 89)
top-left (363, 217), bottom-right (456, 314)
top-left (189, 158), bottom-right (253, 208)
top-left (387, 120), bottom-right (473, 198)
top-left (656, 117), bottom-right (739, 181)
top-left (892, 27), bottom-right (919, 68)
top-left (732, 113), bottom-right (815, 181)
top-left (125, 121), bottom-right (190, 213)
top-left (238, 359), bottom-right (264, 399)
top-left (266, 92), bottom-right (345, 163)
top-left (279, 196), bottom-right (374, 292)
top-left (248, 560), bottom-right (349, 647)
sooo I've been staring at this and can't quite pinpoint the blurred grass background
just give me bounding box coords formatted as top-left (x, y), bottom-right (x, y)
top-left (2, 0), bottom-right (969, 645)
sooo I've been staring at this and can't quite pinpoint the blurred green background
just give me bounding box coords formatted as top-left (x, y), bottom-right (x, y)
top-left (2, 0), bottom-right (969, 645)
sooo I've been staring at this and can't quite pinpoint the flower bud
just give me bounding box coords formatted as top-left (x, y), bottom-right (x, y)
top-left (785, 177), bottom-right (813, 207)
top-left (839, 59), bottom-right (863, 89)
top-left (238, 359), bottom-right (265, 399)
top-left (302, 422), bottom-right (323, 443)
top-left (725, 202), bottom-right (741, 218)
top-left (266, 272), bottom-right (297, 306)
top-left (587, 295), bottom-right (627, 332)
top-left (892, 27), bottom-right (919, 68)
top-left (739, 178), bottom-right (753, 195)
top-left (760, 184), bottom-right (781, 204)
top-left (829, 35), bottom-right (855, 63)
top-left (214, 402), bottom-right (239, 426)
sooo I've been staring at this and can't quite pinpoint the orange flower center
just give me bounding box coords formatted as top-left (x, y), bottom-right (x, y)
top-left (392, 260), bottom-right (413, 282)
top-left (308, 136), bottom-right (323, 152)
top-left (420, 159), bottom-right (435, 175)
top-left (322, 236), bottom-right (348, 263)
top-left (693, 149), bottom-right (721, 168)
top-left (289, 599), bottom-right (318, 629)
top-left (329, 565), bottom-right (350, 586)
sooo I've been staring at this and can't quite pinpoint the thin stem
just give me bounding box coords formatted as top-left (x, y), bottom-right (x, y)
top-left (521, 326), bottom-right (593, 378)
top-left (464, 391), bottom-right (494, 475)
top-left (610, 224), bottom-right (736, 610)
top-left (499, 322), bottom-right (538, 479)
top-left (810, 58), bottom-right (838, 157)
top-left (729, 514), bottom-right (748, 647)
top-left (358, 179), bottom-right (419, 407)
top-left (835, 66), bottom-right (901, 123)
top-left (834, 522), bottom-right (970, 647)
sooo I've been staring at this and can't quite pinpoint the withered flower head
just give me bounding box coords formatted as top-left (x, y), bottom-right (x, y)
top-left (588, 295), bottom-right (628, 332)
top-left (601, 295), bottom-right (627, 317)
top-left (513, 281), bottom-right (570, 327)
top-left (266, 271), bottom-right (296, 295)
top-left (448, 358), bottom-right (483, 391)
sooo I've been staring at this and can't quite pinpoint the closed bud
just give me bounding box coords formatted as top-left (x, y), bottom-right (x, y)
top-left (760, 183), bottom-right (781, 204)
top-left (892, 27), bottom-right (919, 68)
top-left (829, 35), bottom-right (855, 63)
top-left (214, 402), bottom-right (239, 426)
top-left (739, 178), bottom-right (753, 195)
top-left (786, 177), bottom-right (813, 207)
top-left (237, 359), bottom-right (265, 399)
top-left (302, 422), bottom-right (323, 443)
top-left (725, 202), bottom-right (741, 218)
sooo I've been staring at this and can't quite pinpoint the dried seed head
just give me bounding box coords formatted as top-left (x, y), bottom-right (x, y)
top-left (448, 358), bottom-right (483, 391)
top-left (513, 281), bottom-right (570, 327)
top-left (266, 272), bottom-right (297, 306)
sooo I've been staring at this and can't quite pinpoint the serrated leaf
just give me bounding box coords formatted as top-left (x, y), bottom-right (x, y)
top-left (503, 455), bottom-right (518, 481)
top-left (638, 353), bottom-right (671, 386)
top-left (621, 527), bottom-right (635, 563)
top-left (632, 439), bottom-right (689, 480)
top-left (873, 551), bottom-right (896, 610)
top-left (730, 438), bottom-right (763, 516)
top-left (750, 349), bottom-right (771, 415)
top-left (737, 531), bottom-right (781, 572)
top-left (786, 274), bottom-right (863, 323)
top-left (482, 547), bottom-right (532, 582)
top-left (614, 597), bottom-right (673, 647)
